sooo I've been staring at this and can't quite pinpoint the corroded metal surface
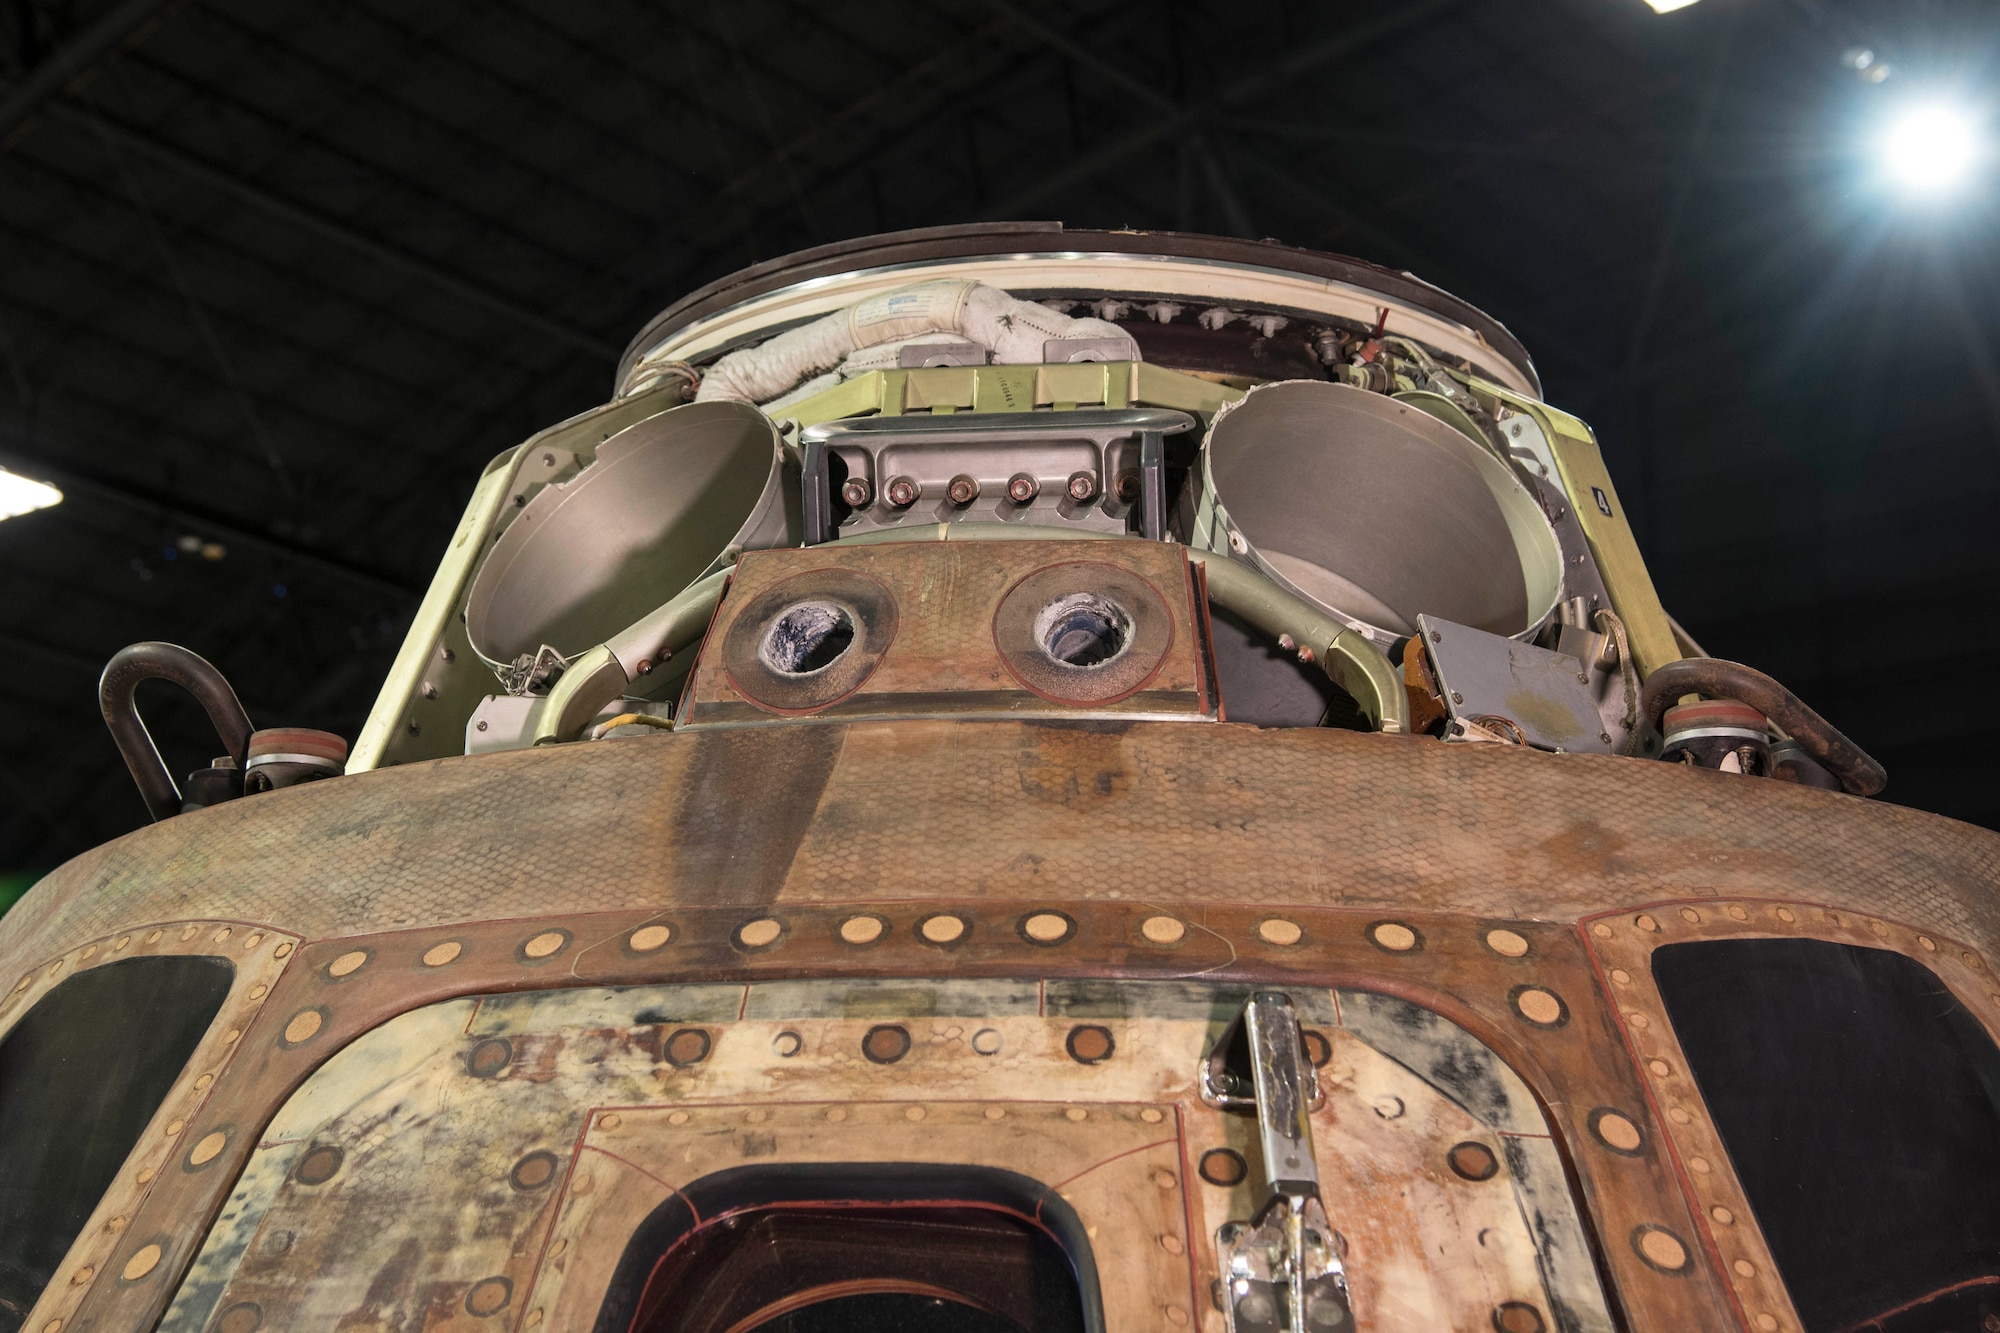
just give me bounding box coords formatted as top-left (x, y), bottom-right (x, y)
top-left (6, 721), bottom-right (1996, 962)
top-left (158, 980), bottom-right (1611, 1333)
top-left (6, 721), bottom-right (1997, 1332)
top-left (679, 539), bottom-right (1216, 727)
top-left (16, 893), bottom-right (1989, 1332)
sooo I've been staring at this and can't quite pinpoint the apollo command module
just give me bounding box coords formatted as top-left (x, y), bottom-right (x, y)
top-left (2, 224), bottom-right (1996, 1333)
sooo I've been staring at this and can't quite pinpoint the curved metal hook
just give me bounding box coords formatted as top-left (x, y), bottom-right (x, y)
top-left (99, 642), bottom-right (255, 821)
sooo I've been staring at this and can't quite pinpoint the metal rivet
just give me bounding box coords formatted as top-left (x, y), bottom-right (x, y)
top-left (1448, 1141), bottom-right (1500, 1181)
top-left (1610, 968), bottom-right (1632, 985)
top-left (1649, 1059), bottom-right (1671, 1077)
top-left (1776, 907), bottom-right (1796, 923)
top-left (1065, 1025), bottom-right (1115, 1065)
top-left (1486, 929), bottom-right (1529, 957)
top-left (737, 918), bottom-right (783, 949)
top-left (188, 1130), bottom-right (228, 1167)
top-left (423, 941), bottom-right (464, 967)
top-left (1198, 1148), bottom-right (1248, 1187)
top-left (1711, 1205), bottom-right (1735, 1225)
top-left (466, 1038), bottom-right (512, 1078)
top-left (600, 1113), bottom-right (623, 1130)
top-left (1755, 1318), bottom-right (1778, 1332)
top-left (465, 1277), bottom-right (512, 1318)
top-left (839, 916), bottom-right (885, 945)
top-left (327, 950), bottom-right (369, 978)
top-left (1680, 908), bottom-right (1702, 924)
top-left (121, 1243), bottom-right (162, 1281)
top-left (628, 925), bottom-right (671, 953)
top-left (1634, 914), bottom-right (1659, 932)
top-left (863, 1025), bottom-right (912, 1064)
top-left (904, 1106), bottom-right (926, 1122)
top-left (1513, 987), bottom-right (1566, 1026)
top-left (1590, 1110), bottom-right (1643, 1154)
top-left (985, 1107), bottom-right (1006, 1120)
top-left (664, 1028), bottom-right (712, 1068)
top-left (1021, 912), bottom-right (1073, 944)
top-left (295, 1145), bottom-right (343, 1185)
top-left (1258, 918), bottom-right (1303, 946)
top-left (1590, 922), bottom-right (1613, 939)
top-left (1141, 1108), bottom-right (1164, 1123)
top-left (1734, 1259), bottom-right (1756, 1277)
top-left (1668, 1106), bottom-right (1691, 1125)
top-left (523, 930), bottom-right (569, 959)
top-left (1918, 935), bottom-right (1937, 952)
top-left (282, 1009), bottom-right (325, 1045)
top-left (1633, 1225), bottom-right (1689, 1272)
top-left (1726, 905), bottom-right (1748, 921)
top-left (1141, 915), bottom-right (1186, 945)
top-left (1371, 921), bottom-right (1418, 951)
top-left (920, 914), bottom-right (967, 944)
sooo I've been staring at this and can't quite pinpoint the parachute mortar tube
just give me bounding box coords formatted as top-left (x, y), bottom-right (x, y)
top-left (16, 227), bottom-right (1982, 1333)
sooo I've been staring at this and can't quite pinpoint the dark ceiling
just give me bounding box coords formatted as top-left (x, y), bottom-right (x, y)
top-left (2, 0), bottom-right (1996, 878)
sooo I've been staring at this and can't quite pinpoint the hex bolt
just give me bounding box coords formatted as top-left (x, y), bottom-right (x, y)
top-left (1007, 473), bottom-right (1039, 504)
top-left (840, 477), bottom-right (872, 508)
top-left (1066, 471), bottom-right (1098, 502)
top-left (946, 474), bottom-right (980, 506)
top-left (1451, 691), bottom-right (1465, 704)
top-left (885, 476), bottom-right (919, 508)
top-left (1114, 469), bottom-right (1141, 503)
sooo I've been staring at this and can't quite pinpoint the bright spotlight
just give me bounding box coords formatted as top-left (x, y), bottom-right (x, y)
top-left (1881, 103), bottom-right (1983, 195)
top-left (1645, 0), bottom-right (1702, 11)
top-left (0, 465), bottom-right (62, 522)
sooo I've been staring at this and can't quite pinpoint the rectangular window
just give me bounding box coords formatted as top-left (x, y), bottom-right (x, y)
top-left (1654, 939), bottom-right (2000, 1332)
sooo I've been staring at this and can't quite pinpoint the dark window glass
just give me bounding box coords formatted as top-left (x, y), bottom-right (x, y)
top-left (1654, 938), bottom-right (2000, 1333)
top-left (597, 1165), bottom-right (1099, 1333)
top-left (0, 955), bottom-right (233, 1331)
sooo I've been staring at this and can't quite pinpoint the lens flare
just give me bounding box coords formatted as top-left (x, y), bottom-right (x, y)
top-left (1880, 103), bottom-right (1983, 194)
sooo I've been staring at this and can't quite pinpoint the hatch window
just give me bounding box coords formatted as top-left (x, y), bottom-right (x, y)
top-left (597, 1165), bottom-right (1095, 1333)
top-left (0, 955), bottom-right (233, 1331)
top-left (1654, 939), bottom-right (2000, 1332)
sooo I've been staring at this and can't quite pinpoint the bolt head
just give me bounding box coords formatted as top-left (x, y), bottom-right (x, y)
top-left (1114, 469), bottom-right (1141, 502)
top-left (1007, 473), bottom-right (1038, 504)
top-left (885, 477), bottom-right (918, 508)
top-left (946, 475), bottom-right (979, 505)
top-left (1451, 691), bottom-right (1464, 705)
top-left (1066, 472), bottom-right (1097, 502)
top-left (840, 477), bottom-right (872, 508)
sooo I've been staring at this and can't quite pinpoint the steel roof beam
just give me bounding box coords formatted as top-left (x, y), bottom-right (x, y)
top-left (0, 0), bottom-right (179, 143)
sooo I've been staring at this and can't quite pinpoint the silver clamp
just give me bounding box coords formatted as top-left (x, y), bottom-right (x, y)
top-left (1200, 991), bottom-right (1355, 1333)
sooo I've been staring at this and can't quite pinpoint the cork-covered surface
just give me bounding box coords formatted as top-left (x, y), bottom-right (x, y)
top-left (5, 720), bottom-right (1997, 970)
top-left (5, 720), bottom-right (1998, 1333)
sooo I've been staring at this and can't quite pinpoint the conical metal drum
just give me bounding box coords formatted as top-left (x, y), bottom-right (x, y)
top-left (1191, 380), bottom-right (1564, 642)
top-left (464, 400), bottom-right (793, 669)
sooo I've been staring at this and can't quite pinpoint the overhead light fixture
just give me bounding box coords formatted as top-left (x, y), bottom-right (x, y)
top-left (1645, 0), bottom-right (1702, 12)
top-left (1880, 102), bottom-right (1984, 195)
top-left (0, 465), bottom-right (62, 522)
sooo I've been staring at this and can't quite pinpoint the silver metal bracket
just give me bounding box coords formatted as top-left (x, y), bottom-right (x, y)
top-left (1201, 991), bottom-right (1355, 1333)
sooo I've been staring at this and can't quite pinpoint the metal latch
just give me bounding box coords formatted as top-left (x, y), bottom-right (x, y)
top-left (1200, 991), bottom-right (1355, 1333)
